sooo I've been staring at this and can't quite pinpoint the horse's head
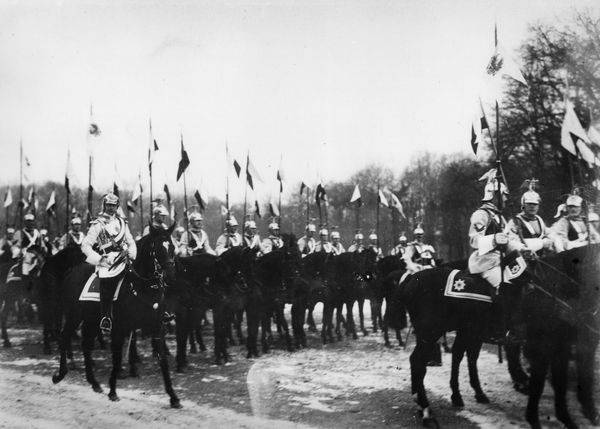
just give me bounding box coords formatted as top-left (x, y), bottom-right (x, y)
top-left (136, 223), bottom-right (177, 286)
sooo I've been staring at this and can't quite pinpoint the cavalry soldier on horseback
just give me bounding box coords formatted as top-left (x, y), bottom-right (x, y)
top-left (179, 212), bottom-right (215, 256)
top-left (506, 184), bottom-right (555, 256)
top-left (367, 232), bottom-right (383, 260)
top-left (243, 220), bottom-right (261, 250)
top-left (552, 194), bottom-right (600, 251)
top-left (39, 228), bottom-right (55, 255)
top-left (58, 217), bottom-right (85, 250)
top-left (142, 204), bottom-right (169, 236)
top-left (347, 231), bottom-right (365, 253)
top-left (298, 223), bottom-right (317, 257)
top-left (315, 228), bottom-right (333, 253)
top-left (330, 229), bottom-right (345, 255)
top-left (215, 215), bottom-right (242, 255)
top-left (0, 227), bottom-right (19, 260)
top-left (389, 233), bottom-right (408, 257)
top-left (18, 213), bottom-right (42, 254)
top-left (260, 221), bottom-right (283, 254)
top-left (81, 193), bottom-right (137, 333)
top-left (404, 226), bottom-right (436, 273)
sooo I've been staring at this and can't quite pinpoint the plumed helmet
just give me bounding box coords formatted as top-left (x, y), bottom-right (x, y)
top-left (24, 213), bottom-right (35, 221)
top-left (482, 180), bottom-right (508, 201)
top-left (189, 212), bottom-right (203, 222)
top-left (354, 233), bottom-right (364, 240)
top-left (103, 193), bottom-right (119, 206)
top-left (554, 203), bottom-right (566, 219)
top-left (6, 227), bottom-right (15, 234)
top-left (399, 234), bottom-right (407, 243)
top-left (269, 222), bottom-right (280, 230)
top-left (245, 220), bottom-right (257, 229)
top-left (413, 227), bottom-right (424, 235)
top-left (153, 205), bottom-right (169, 216)
top-left (71, 217), bottom-right (82, 225)
top-left (226, 216), bottom-right (238, 227)
top-left (588, 212), bottom-right (599, 222)
top-left (521, 190), bottom-right (541, 205)
top-left (369, 233), bottom-right (378, 240)
top-left (331, 231), bottom-right (340, 239)
top-left (566, 194), bottom-right (583, 207)
top-left (306, 223), bottom-right (316, 232)
top-left (176, 226), bottom-right (185, 233)
top-left (40, 229), bottom-right (48, 235)
top-left (319, 228), bottom-right (329, 236)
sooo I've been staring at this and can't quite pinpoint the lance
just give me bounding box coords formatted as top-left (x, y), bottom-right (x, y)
top-left (87, 104), bottom-right (94, 224)
top-left (138, 172), bottom-right (144, 236)
top-left (306, 186), bottom-right (310, 226)
top-left (242, 151), bottom-right (249, 238)
top-left (148, 118), bottom-right (154, 221)
top-left (376, 182), bottom-right (381, 248)
top-left (278, 154), bottom-right (283, 228)
top-left (181, 133), bottom-right (190, 238)
top-left (18, 140), bottom-right (23, 230)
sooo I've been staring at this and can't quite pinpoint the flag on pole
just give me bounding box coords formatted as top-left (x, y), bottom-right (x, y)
top-left (131, 176), bottom-right (142, 204)
top-left (315, 183), bottom-right (327, 206)
top-left (148, 119), bottom-right (159, 169)
top-left (27, 187), bottom-right (35, 205)
top-left (471, 115), bottom-right (488, 155)
top-left (254, 200), bottom-right (261, 218)
top-left (194, 190), bottom-right (206, 211)
top-left (19, 199), bottom-right (29, 210)
top-left (269, 198), bottom-right (280, 217)
top-left (65, 148), bottom-right (72, 195)
top-left (587, 125), bottom-right (600, 149)
top-left (486, 23), bottom-right (527, 86)
top-left (176, 137), bottom-right (190, 181)
top-left (46, 190), bottom-right (56, 216)
top-left (220, 205), bottom-right (229, 217)
top-left (378, 189), bottom-right (389, 207)
top-left (277, 156), bottom-right (284, 193)
top-left (561, 101), bottom-right (590, 156)
top-left (246, 155), bottom-right (263, 190)
top-left (388, 192), bottom-right (405, 218)
top-left (126, 201), bottom-right (136, 214)
top-left (350, 184), bottom-right (362, 207)
top-left (163, 184), bottom-right (171, 207)
top-left (300, 182), bottom-right (307, 196)
top-left (3, 188), bottom-right (12, 208)
top-left (226, 144), bottom-right (242, 178)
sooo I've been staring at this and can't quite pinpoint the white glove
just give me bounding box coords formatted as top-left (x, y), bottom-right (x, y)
top-left (494, 232), bottom-right (508, 247)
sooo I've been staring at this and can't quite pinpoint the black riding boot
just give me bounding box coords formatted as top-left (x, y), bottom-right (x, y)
top-left (99, 277), bottom-right (118, 333)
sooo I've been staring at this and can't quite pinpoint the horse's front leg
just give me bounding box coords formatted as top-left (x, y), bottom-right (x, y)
top-left (275, 304), bottom-right (293, 352)
top-left (449, 331), bottom-right (467, 407)
top-left (155, 327), bottom-right (181, 409)
top-left (1, 299), bottom-right (11, 348)
top-left (346, 300), bottom-right (358, 340)
top-left (576, 332), bottom-right (599, 425)
top-left (358, 297), bottom-right (368, 336)
top-left (82, 320), bottom-right (102, 393)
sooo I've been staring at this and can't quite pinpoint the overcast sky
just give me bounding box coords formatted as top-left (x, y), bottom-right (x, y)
top-left (0, 0), bottom-right (596, 204)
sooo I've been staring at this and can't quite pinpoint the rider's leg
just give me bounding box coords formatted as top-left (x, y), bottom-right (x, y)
top-left (99, 275), bottom-right (121, 332)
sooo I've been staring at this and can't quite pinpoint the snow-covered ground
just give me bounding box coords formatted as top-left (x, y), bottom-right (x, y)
top-left (0, 301), bottom-right (598, 428)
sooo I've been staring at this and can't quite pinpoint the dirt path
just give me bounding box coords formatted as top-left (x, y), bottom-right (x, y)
top-left (0, 304), bottom-right (598, 428)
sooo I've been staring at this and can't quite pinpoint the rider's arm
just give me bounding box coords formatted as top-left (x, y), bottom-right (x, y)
top-left (124, 224), bottom-right (137, 260)
top-left (81, 223), bottom-right (103, 265)
top-left (202, 231), bottom-right (216, 255)
top-left (215, 235), bottom-right (227, 256)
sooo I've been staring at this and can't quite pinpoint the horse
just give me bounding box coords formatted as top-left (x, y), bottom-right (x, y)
top-left (376, 255), bottom-right (407, 347)
top-left (38, 245), bottom-right (86, 354)
top-left (52, 224), bottom-right (181, 408)
top-left (0, 245), bottom-right (45, 347)
top-left (521, 244), bottom-right (600, 428)
top-left (251, 233), bottom-right (302, 354)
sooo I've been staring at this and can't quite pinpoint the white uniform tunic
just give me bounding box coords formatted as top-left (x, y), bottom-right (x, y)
top-left (179, 229), bottom-right (215, 256)
top-left (215, 232), bottom-right (243, 255)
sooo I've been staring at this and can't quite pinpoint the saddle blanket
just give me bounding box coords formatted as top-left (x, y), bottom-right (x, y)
top-left (6, 264), bottom-right (21, 283)
top-left (79, 273), bottom-right (124, 302)
top-left (444, 269), bottom-right (492, 304)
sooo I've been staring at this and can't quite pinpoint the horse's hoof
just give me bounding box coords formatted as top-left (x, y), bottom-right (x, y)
top-left (51, 372), bottom-right (64, 384)
top-left (352, 333), bottom-right (358, 340)
top-left (423, 417), bottom-right (440, 429)
top-left (451, 393), bottom-right (464, 408)
top-left (171, 398), bottom-right (182, 409)
top-left (108, 392), bottom-right (120, 402)
top-left (384, 342), bottom-right (392, 348)
top-left (176, 365), bottom-right (186, 373)
top-left (513, 381), bottom-right (529, 395)
top-left (475, 393), bottom-right (490, 404)
top-left (362, 330), bottom-right (369, 337)
top-left (3, 340), bottom-right (11, 348)
top-left (92, 384), bottom-right (103, 393)
top-left (398, 340), bottom-right (405, 347)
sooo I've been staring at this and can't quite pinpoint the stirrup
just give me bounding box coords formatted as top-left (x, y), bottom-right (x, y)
top-left (100, 317), bottom-right (112, 334)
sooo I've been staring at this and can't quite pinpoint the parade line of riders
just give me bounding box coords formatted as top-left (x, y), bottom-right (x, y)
top-left (1, 176), bottom-right (599, 335)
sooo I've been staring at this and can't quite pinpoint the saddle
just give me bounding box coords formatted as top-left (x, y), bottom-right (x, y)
top-left (444, 270), bottom-right (492, 303)
top-left (79, 272), bottom-right (125, 302)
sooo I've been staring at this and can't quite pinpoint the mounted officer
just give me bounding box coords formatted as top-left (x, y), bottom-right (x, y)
top-left (330, 230), bottom-right (345, 255)
top-left (315, 228), bottom-right (333, 253)
top-left (552, 194), bottom-right (600, 251)
top-left (506, 183), bottom-right (555, 256)
top-left (179, 212), bottom-right (215, 256)
top-left (404, 226), bottom-right (436, 273)
top-left (81, 193), bottom-right (137, 333)
top-left (261, 221), bottom-right (283, 255)
top-left (59, 217), bottom-right (85, 250)
top-left (16, 213), bottom-right (46, 275)
top-left (142, 205), bottom-right (170, 236)
top-left (215, 215), bottom-right (242, 255)
top-left (298, 223), bottom-right (317, 257)
top-left (389, 233), bottom-right (408, 257)
top-left (243, 220), bottom-right (261, 250)
top-left (0, 227), bottom-right (19, 261)
top-left (347, 231), bottom-right (365, 253)
top-left (367, 232), bottom-right (383, 260)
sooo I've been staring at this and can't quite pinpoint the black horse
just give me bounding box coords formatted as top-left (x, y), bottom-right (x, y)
top-left (522, 244), bottom-right (600, 428)
top-left (376, 255), bottom-right (407, 347)
top-left (52, 224), bottom-right (181, 408)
